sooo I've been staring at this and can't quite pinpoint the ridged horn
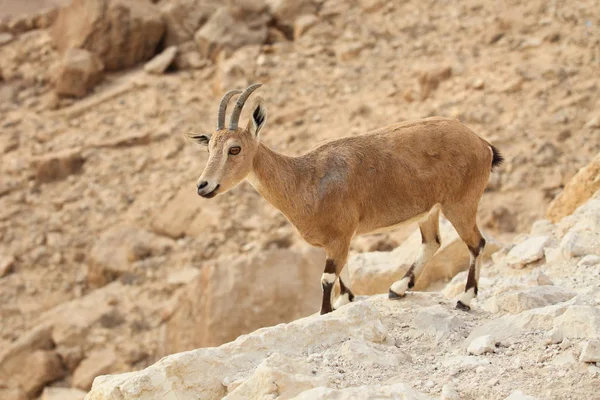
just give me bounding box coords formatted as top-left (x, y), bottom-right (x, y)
top-left (229, 83), bottom-right (262, 130)
top-left (217, 89), bottom-right (242, 130)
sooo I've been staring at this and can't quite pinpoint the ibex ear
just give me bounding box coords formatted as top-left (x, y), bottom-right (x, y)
top-left (184, 132), bottom-right (211, 146)
top-left (248, 97), bottom-right (267, 138)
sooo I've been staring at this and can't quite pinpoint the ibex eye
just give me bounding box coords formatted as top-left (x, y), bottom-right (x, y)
top-left (229, 146), bottom-right (241, 155)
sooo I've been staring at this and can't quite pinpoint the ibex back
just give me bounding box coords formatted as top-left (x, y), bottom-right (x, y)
top-left (187, 84), bottom-right (503, 314)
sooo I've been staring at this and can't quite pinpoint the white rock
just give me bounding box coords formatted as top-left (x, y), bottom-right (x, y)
top-left (491, 286), bottom-right (576, 314)
top-left (467, 335), bottom-right (496, 355)
top-left (223, 353), bottom-right (327, 400)
top-left (553, 305), bottom-right (600, 339)
top-left (529, 219), bottom-right (555, 236)
top-left (578, 255), bottom-right (600, 267)
top-left (42, 387), bottom-right (87, 400)
top-left (414, 305), bottom-right (465, 339)
top-left (506, 236), bottom-right (549, 268)
top-left (505, 390), bottom-right (539, 400)
top-left (328, 338), bottom-right (410, 367)
top-left (87, 300), bottom-right (387, 399)
top-left (560, 231), bottom-right (599, 258)
top-left (144, 46), bottom-right (177, 74)
top-left (290, 383), bottom-right (434, 400)
top-left (440, 384), bottom-right (460, 400)
top-left (579, 339), bottom-right (600, 363)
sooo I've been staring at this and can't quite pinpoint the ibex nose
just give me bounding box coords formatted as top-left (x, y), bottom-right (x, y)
top-left (197, 181), bottom-right (208, 195)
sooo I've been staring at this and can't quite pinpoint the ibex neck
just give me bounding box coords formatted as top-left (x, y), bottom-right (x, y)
top-left (247, 143), bottom-right (307, 218)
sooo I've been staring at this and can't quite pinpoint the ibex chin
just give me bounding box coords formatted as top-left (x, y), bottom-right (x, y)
top-left (187, 84), bottom-right (503, 314)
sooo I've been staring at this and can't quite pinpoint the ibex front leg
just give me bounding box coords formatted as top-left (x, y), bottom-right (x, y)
top-left (320, 241), bottom-right (351, 315)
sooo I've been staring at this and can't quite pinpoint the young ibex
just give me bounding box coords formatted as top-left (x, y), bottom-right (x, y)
top-left (187, 84), bottom-right (503, 314)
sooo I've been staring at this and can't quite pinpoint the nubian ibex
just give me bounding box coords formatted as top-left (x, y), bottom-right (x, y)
top-left (187, 84), bottom-right (503, 314)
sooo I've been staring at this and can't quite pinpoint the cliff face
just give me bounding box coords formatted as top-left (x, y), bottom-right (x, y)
top-left (87, 191), bottom-right (600, 400)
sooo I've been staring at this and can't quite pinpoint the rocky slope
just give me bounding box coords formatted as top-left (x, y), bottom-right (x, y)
top-left (1, 0), bottom-right (599, 398)
top-left (87, 191), bottom-right (600, 400)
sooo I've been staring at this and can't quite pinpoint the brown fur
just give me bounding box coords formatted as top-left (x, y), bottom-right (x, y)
top-left (190, 99), bottom-right (498, 314)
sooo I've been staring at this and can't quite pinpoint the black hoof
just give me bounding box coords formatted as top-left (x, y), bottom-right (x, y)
top-left (455, 301), bottom-right (471, 311)
top-left (320, 307), bottom-right (333, 315)
top-left (388, 289), bottom-right (405, 300)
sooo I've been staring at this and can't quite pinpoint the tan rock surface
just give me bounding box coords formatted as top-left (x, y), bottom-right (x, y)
top-left (55, 48), bottom-right (104, 97)
top-left (51, 0), bottom-right (164, 70)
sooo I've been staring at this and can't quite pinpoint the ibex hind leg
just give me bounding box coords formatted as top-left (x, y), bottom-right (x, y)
top-left (389, 204), bottom-right (441, 299)
top-left (441, 202), bottom-right (485, 311)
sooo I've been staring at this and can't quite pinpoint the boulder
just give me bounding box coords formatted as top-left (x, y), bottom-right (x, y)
top-left (579, 339), bottom-right (600, 363)
top-left (348, 219), bottom-right (499, 295)
top-left (165, 245), bottom-right (325, 351)
top-left (488, 286), bottom-right (576, 314)
top-left (265, 0), bottom-right (318, 30)
top-left (560, 230), bottom-right (599, 258)
top-left (88, 300), bottom-right (387, 399)
top-left (505, 236), bottom-right (549, 268)
top-left (553, 305), bottom-right (600, 339)
top-left (290, 383), bottom-right (434, 400)
top-left (72, 348), bottom-right (118, 390)
top-left (223, 353), bottom-right (328, 399)
top-left (194, 7), bottom-right (268, 60)
top-left (32, 148), bottom-right (85, 183)
top-left (159, 0), bottom-right (219, 47)
top-left (88, 225), bottom-right (173, 287)
top-left (55, 49), bottom-right (104, 97)
top-left (144, 46), bottom-right (177, 75)
top-left (41, 387), bottom-right (87, 400)
top-left (51, 0), bottom-right (165, 70)
top-left (12, 350), bottom-right (65, 397)
top-left (546, 153), bottom-right (600, 223)
top-left (467, 335), bottom-right (496, 355)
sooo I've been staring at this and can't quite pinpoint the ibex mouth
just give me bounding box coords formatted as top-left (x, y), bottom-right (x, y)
top-left (200, 184), bottom-right (220, 199)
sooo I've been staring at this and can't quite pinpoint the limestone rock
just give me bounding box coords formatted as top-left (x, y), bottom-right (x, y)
top-left (294, 14), bottom-right (318, 39)
top-left (150, 186), bottom-right (222, 239)
top-left (0, 326), bottom-right (64, 396)
top-left (32, 148), bottom-right (86, 183)
top-left (0, 254), bottom-right (15, 278)
top-left (0, 386), bottom-right (27, 400)
top-left (194, 7), bottom-right (268, 60)
top-left (88, 301), bottom-right (387, 399)
top-left (467, 335), bottom-right (496, 355)
top-left (505, 391), bottom-right (539, 400)
top-left (579, 339), bottom-right (600, 363)
top-left (72, 348), bottom-right (118, 390)
top-left (414, 305), bottom-right (465, 339)
top-left (34, 282), bottom-right (124, 347)
top-left (328, 338), bottom-right (410, 367)
top-left (55, 48), bottom-right (104, 97)
top-left (265, 0), bottom-right (318, 29)
top-left (223, 353), bottom-right (327, 399)
top-left (489, 286), bottom-right (576, 314)
top-left (42, 387), bottom-right (87, 400)
top-left (546, 153), bottom-right (600, 223)
top-left (560, 230), bottom-right (599, 258)
top-left (144, 46), bottom-right (177, 75)
top-left (553, 306), bottom-right (600, 339)
top-left (51, 0), bottom-right (165, 70)
top-left (165, 245), bottom-right (325, 351)
top-left (348, 219), bottom-right (499, 295)
top-left (506, 236), bottom-right (549, 268)
top-left (88, 225), bottom-right (173, 287)
top-left (160, 0), bottom-right (219, 47)
top-left (14, 350), bottom-right (65, 397)
top-left (290, 383), bottom-right (434, 400)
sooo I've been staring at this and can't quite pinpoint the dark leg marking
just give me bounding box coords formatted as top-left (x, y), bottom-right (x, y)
top-left (339, 277), bottom-right (355, 302)
top-left (320, 259), bottom-right (336, 315)
top-left (456, 238), bottom-right (486, 311)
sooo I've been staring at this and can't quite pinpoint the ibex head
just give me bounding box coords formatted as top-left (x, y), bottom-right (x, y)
top-left (187, 84), bottom-right (267, 198)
